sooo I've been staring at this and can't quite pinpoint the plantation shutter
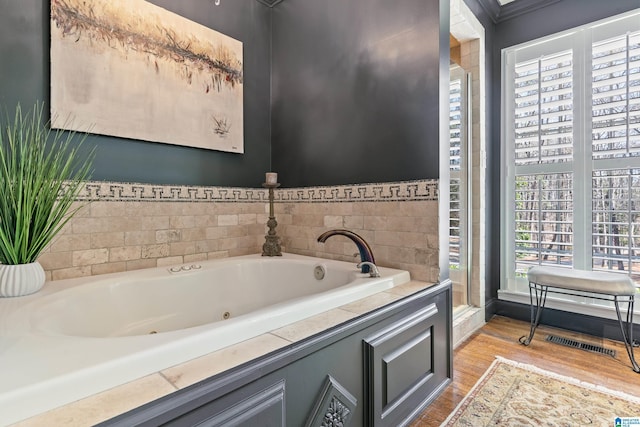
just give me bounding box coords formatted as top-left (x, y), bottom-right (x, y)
top-left (591, 29), bottom-right (640, 275)
top-left (449, 75), bottom-right (462, 267)
top-left (514, 51), bottom-right (574, 166)
top-left (511, 50), bottom-right (575, 276)
top-left (591, 32), bottom-right (640, 158)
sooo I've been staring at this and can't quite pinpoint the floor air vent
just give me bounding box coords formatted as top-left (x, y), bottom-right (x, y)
top-left (545, 335), bottom-right (616, 358)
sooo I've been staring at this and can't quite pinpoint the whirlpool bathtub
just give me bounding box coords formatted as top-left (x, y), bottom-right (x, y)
top-left (0, 253), bottom-right (410, 424)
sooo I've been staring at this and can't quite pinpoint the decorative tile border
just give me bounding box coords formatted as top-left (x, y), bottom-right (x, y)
top-left (76, 179), bottom-right (439, 203)
top-left (76, 182), bottom-right (269, 203)
top-left (277, 180), bottom-right (438, 203)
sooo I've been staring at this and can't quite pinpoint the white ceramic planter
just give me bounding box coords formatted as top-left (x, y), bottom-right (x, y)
top-left (0, 262), bottom-right (46, 297)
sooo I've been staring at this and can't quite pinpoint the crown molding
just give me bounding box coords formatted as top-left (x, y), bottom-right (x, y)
top-left (475, 0), bottom-right (502, 23)
top-left (474, 0), bottom-right (562, 23)
top-left (498, 0), bottom-right (562, 22)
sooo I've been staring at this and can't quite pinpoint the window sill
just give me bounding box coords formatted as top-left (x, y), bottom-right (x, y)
top-left (498, 289), bottom-right (640, 322)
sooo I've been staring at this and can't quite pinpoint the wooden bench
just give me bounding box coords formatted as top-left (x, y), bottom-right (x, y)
top-left (519, 265), bottom-right (639, 373)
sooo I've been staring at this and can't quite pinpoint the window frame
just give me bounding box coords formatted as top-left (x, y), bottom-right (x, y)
top-left (500, 9), bottom-right (640, 318)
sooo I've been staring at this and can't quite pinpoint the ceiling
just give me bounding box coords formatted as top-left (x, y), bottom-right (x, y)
top-left (476, 0), bottom-right (562, 23)
top-left (256, 0), bottom-right (560, 24)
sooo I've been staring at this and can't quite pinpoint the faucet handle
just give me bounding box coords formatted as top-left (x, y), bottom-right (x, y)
top-left (357, 261), bottom-right (381, 278)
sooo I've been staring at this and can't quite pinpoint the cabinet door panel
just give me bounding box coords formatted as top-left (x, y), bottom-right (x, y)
top-left (384, 327), bottom-right (433, 404)
top-left (364, 300), bottom-right (447, 427)
top-left (171, 380), bottom-right (285, 427)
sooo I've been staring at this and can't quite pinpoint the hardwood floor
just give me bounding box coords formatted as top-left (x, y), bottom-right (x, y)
top-left (410, 315), bottom-right (640, 426)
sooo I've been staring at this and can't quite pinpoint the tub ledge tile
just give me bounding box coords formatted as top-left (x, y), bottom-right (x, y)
top-left (161, 333), bottom-right (291, 390)
top-left (270, 308), bottom-right (358, 343)
top-left (10, 374), bottom-right (176, 427)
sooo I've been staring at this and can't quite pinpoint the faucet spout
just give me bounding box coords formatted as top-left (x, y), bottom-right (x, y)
top-left (317, 229), bottom-right (375, 273)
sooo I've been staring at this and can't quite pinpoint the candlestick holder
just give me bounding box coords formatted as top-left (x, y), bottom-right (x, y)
top-left (262, 182), bottom-right (282, 257)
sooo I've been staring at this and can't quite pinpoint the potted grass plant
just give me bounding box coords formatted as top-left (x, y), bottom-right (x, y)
top-left (0, 102), bottom-right (94, 297)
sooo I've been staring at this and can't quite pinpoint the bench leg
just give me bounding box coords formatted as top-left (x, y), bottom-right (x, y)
top-left (614, 295), bottom-right (640, 373)
top-left (519, 283), bottom-right (548, 346)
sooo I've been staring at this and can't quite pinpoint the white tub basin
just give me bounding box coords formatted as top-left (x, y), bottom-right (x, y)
top-left (0, 253), bottom-right (410, 424)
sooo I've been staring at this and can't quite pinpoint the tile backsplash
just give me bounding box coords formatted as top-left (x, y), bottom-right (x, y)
top-left (39, 180), bottom-right (439, 283)
top-left (276, 181), bottom-right (440, 282)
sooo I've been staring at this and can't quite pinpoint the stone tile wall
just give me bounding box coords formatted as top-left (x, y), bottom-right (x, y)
top-left (275, 182), bottom-right (440, 283)
top-left (38, 180), bottom-right (440, 284)
top-left (38, 182), bottom-right (268, 281)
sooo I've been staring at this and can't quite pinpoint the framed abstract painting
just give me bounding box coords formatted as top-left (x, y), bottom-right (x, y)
top-left (50, 0), bottom-right (244, 153)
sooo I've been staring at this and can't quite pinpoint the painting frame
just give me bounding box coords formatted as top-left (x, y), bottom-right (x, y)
top-left (50, 0), bottom-right (244, 153)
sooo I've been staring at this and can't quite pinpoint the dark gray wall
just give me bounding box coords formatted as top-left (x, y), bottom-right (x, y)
top-left (270, 0), bottom-right (446, 186)
top-left (0, 0), bottom-right (271, 187)
top-left (1, 0), bottom-right (448, 188)
top-left (486, 0), bottom-right (640, 324)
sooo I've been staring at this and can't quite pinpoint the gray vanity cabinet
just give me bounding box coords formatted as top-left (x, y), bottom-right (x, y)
top-left (100, 281), bottom-right (451, 427)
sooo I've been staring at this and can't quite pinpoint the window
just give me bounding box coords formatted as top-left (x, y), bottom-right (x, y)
top-left (501, 10), bottom-right (640, 300)
top-left (450, 65), bottom-right (471, 308)
top-left (450, 70), bottom-right (463, 269)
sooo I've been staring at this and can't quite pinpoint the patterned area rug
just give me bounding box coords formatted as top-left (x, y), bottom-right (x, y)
top-left (442, 357), bottom-right (640, 426)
